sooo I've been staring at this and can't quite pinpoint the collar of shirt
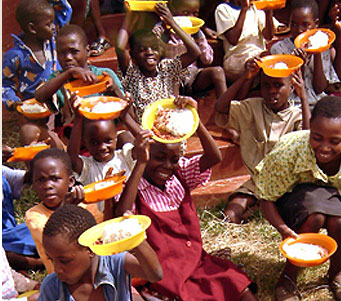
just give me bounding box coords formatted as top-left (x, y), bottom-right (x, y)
top-left (139, 175), bottom-right (176, 193)
top-left (262, 98), bottom-right (296, 121)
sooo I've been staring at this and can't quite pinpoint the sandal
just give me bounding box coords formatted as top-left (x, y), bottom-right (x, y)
top-left (330, 279), bottom-right (341, 301)
top-left (275, 275), bottom-right (300, 301)
top-left (89, 37), bottom-right (111, 57)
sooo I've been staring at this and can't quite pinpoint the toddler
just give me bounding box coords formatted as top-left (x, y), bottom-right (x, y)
top-left (215, 57), bottom-right (310, 223)
top-left (215, 0), bottom-right (279, 82)
top-left (255, 96), bottom-right (341, 301)
top-left (39, 204), bottom-right (162, 300)
top-left (270, 0), bottom-right (341, 107)
top-left (25, 148), bottom-right (102, 273)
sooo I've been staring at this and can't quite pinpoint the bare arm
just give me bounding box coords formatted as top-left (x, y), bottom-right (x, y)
top-left (329, 4), bottom-right (341, 79)
top-left (312, 52), bottom-right (329, 95)
top-left (224, 4), bottom-right (248, 46)
top-left (262, 10), bottom-right (275, 41)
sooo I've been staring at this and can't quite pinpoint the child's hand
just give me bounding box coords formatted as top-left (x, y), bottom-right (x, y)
top-left (68, 67), bottom-right (99, 84)
top-left (291, 69), bottom-right (306, 99)
top-left (203, 27), bottom-right (218, 40)
top-left (105, 168), bottom-right (126, 179)
top-left (120, 92), bottom-right (134, 117)
top-left (292, 48), bottom-right (311, 65)
top-left (174, 95), bottom-right (198, 110)
top-left (244, 57), bottom-right (261, 79)
top-left (134, 130), bottom-right (153, 164)
top-left (2, 145), bottom-right (14, 161)
top-left (65, 185), bottom-right (85, 205)
top-left (102, 72), bottom-right (123, 97)
top-left (152, 23), bottom-right (164, 38)
top-left (70, 92), bottom-right (82, 116)
top-left (155, 3), bottom-right (175, 27)
top-left (329, 3), bottom-right (341, 32)
top-left (279, 225), bottom-right (298, 240)
top-left (6, 100), bottom-right (23, 111)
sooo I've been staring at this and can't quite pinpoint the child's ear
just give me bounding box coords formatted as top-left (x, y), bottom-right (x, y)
top-left (27, 22), bottom-right (37, 35)
top-left (68, 174), bottom-right (75, 188)
top-left (86, 45), bottom-right (90, 57)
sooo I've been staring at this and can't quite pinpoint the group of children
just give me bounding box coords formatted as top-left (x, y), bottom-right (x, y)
top-left (2, 0), bottom-right (341, 300)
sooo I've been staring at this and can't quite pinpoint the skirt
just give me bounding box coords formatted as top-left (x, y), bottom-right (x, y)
top-left (276, 183), bottom-right (341, 230)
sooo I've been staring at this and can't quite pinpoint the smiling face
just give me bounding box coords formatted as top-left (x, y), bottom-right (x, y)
top-left (290, 7), bottom-right (318, 40)
top-left (32, 157), bottom-right (74, 210)
top-left (143, 142), bottom-right (181, 189)
top-left (32, 7), bottom-right (55, 40)
top-left (83, 120), bottom-right (117, 162)
top-left (57, 32), bottom-right (88, 71)
top-left (309, 116), bottom-right (341, 172)
top-left (130, 35), bottom-right (162, 77)
top-left (171, 0), bottom-right (200, 17)
top-left (260, 73), bottom-right (291, 113)
top-left (43, 233), bottom-right (93, 285)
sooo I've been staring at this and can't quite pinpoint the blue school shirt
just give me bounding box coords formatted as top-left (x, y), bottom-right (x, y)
top-left (38, 253), bottom-right (132, 301)
top-left (2, 34), bottom-right (58, 109)
top-left (49, 0), bottom-right (73, 29)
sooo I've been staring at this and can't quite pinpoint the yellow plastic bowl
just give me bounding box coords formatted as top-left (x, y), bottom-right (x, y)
top-left (258, 54), bottom-right (303, 78)
top-left (17, 290), bottom-right (39, 298)
top-left (280, 233), bottom-right (337, 267)
top-left (64, 75), bottom-right (111, 97)
top-left (251, 0), bottom-right (286, 10)
top-left (78, 215), bottom-right (151, 255)
top-left (124, 0), bottom-right (167, 11)
top-left (294, 28), bottom-right (336, 54)
top-left (174, 16), bottom-right (205, 35)
top-left (7, 144), bottom-right (50, 162)
top-left (83, 175), bottom-right (127, 203)
top-left (78, 96), bottom-right (127, 120)
top-left (141, 98), bottom-right (199, 144)
top-left (17, 98), bottom-right (51, 120)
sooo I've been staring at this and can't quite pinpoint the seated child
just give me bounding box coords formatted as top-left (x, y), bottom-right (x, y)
top-left (114, 97), bottom-right (257, 301)
top-left (154, 0), bottom-right (227, 98)
top-left (270, 0), bottom-right (340, 107)
top-left (115, 3), bottom-right (201, 124)
top-left (25, 148), bottom-right (103, 274)
top-left (215, 0), bottom-right (279, 83)
top-left (215, 57), bottom-right (310, 223)
top-left (39, 204), bottom-right (163, 300)
top-left (255, 96), bottom-right (341, 301)
top-left (35, 24), bottom-right (124, 145)
top-left (2, 0), bottom-right (63, 148)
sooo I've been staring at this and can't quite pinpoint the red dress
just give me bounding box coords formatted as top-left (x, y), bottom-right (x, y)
top-left (136, 173), bottom-right (253, 301)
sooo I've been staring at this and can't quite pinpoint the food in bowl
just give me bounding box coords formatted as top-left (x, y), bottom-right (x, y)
top-left (272, 62), bottom-right (289, 69)
top-left (95, 219), bottom-right (143, 244)
top-left (83, 101), bottom-right (125, 113)
top-left (21, 102), bottom-right (48, 113)
top-left (282, 242), bottom-right (328, 260)
top-left (93, 180), bottom-right (117, 191)
top-left (174, 16), bottom-right (192, 28)
top-left (307, 30), bottom-right (329, 49)
top-left (152, 106), bottom-right (195, 140)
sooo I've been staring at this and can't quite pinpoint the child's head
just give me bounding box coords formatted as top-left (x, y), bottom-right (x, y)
top-left (143, 142), bottom-right (181, 189)
top-left (290, 0), bottom-right (319, 40)
top-left (260, 71), bottom-right (292, 113)
top-left (170, 0), bottom-right (200, 17)
top-left (82, 118), bottom-right (117, 162)
top-left (129, 30), bottom-right (162, 77)
top-left (16, 0), bottom-right (55, 40)
top-left (43, 204), bottom-right (97, 285)
top-left (30, 148), bottom-right (74, 210)
top-left (309, 96), bottom-right (341, 167)
top-left (56, 24), bottom-right (89, 71)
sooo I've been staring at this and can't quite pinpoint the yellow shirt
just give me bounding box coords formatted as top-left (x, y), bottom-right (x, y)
top-left (254, 130), bottom-right (341, 202)
top-left (216, 97), bottom-right (302, 176)
top-left (25, 202), bottom-right (103, 274)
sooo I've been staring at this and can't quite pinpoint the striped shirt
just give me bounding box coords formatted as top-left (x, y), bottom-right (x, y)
top-left (138, 155), bottom-right (211, 212)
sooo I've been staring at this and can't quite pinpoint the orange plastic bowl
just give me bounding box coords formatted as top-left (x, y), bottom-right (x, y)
top-left (258, 54), bottom-right (303, 78)
top-left (280, 233), bottom-right (337, 267)
top-left (294, 28), bottom-right (336, 54)
top-left (78, 96), bottom-right (127, 120)
top-left (64, 75), bottom-right (111, 97)
top-left (83, 175), bottom-right (127, 203)
top-left (17, 98), bottom-right (51, 119)
top-left (7, 144), bottom-right (50, 162)
top-left (124, 0), bottom-right (167, 11)
top-left (251, 0), bottom-right (286, 10)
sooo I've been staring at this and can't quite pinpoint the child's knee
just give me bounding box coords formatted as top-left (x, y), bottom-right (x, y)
top-left (304, 213), bottom-right (326, 230)
top-left (327, 216), bottom-right (341, 235)
top-left (207, 66), bottom-right (225, 81)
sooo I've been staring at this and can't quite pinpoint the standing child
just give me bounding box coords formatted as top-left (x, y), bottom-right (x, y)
top-left (270, 0), bottom-right (341, 107)
top-left (115, 3), bottom-right (201, 124)
top-left (39, 204), bottom-right (162, 300)
top-left (215, 0), bottom-right (279, 83)
top-left (114, 97), bottom-right (257, 300)
top-left (255, 96), bottom-right (341, 301)
top-left (25, 148), bottom-right (102, 274)
top-left (215, 57), bottom-right (310, 223)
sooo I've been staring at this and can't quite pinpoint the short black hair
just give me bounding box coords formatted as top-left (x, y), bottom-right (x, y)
top-left (311, 96), bottom-right (341, 122)
top-left (16, 0), bottom-right (53, 31)
top-left (291, 0), bottom-right (319, 20)
top-left (82, 118), bottom-right (117, 139)
top-left (57, 24), bottom-right (88, 47)
top-left (28, 148), bottom-right (72, 183)
top-left (128, 29), bottom-right (160, 50)
top-left (43, 204), bottom-right (96, 243)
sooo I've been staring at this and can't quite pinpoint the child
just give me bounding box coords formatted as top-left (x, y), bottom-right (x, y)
top-left (254, 96), bottom-right (341, 301)
top-left (155, 0), bottom-right (227, 98)
top-left (215, 0), bottom-right (279, 83)
top-left (25, 148), bottom-right (103, 274)
top-left (38, 204), bottom-right (162, 300)
top-left (35, 24), bottom-right (124, 144)
top-left (215, 57), bottom-right (310, 224)
top-left (270, 0), bottom-right (341, 107)
top-left (115, 3), bottom-right (201, 124)
top-left (114, 97), bottom-right (257, 300)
